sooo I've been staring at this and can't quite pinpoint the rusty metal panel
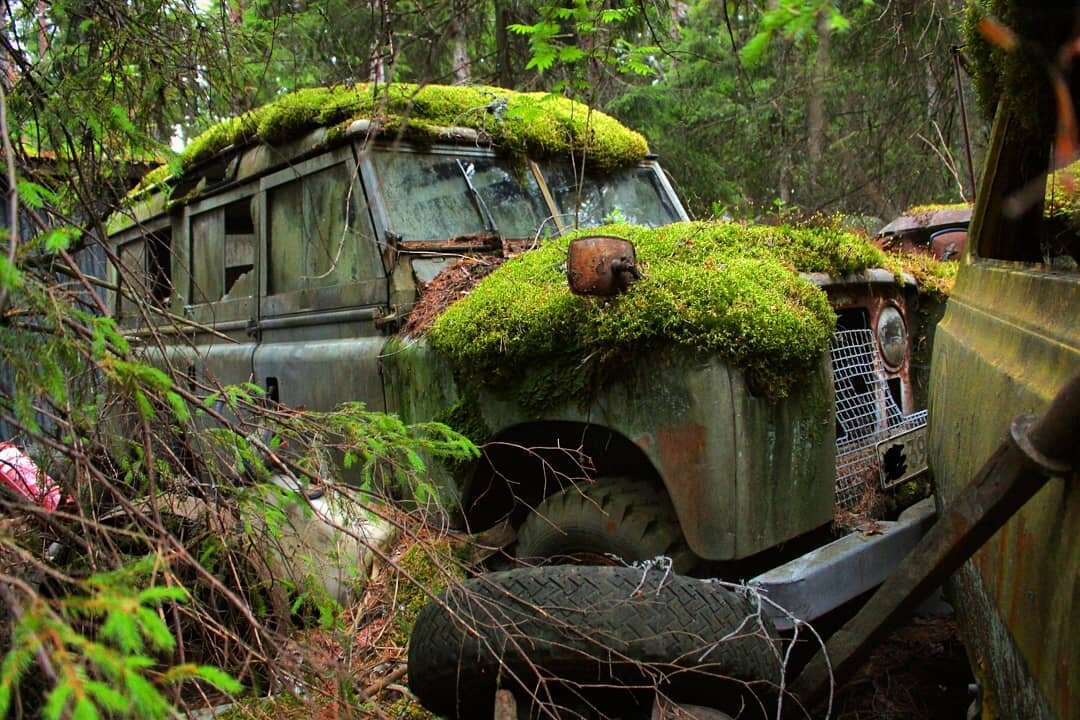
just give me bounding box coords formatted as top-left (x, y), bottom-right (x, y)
top-left (566, 235), bottom-right (640, 296)
top-left (461, 348), bottom-right (836, 561)
top-left (930, 259), bottom-right (1079, 720)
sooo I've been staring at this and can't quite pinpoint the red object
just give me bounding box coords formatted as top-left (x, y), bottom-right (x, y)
top-left (0, 441), bottom-right (61, 511)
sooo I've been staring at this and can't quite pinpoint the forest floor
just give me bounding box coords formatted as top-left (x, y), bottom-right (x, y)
top-left (203, 527), bottom-right (976, 720)
top-left (832, 613), bottom-right (974, 720)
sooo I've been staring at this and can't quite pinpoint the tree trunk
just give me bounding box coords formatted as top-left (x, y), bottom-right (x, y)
top-left (369, 0), bottom-right (392, 83)
top-left (807, 10), bottom-right (830, 192)
top-left (450, 0), bottom-right (470, 84)
top-left (495, 3), bottom-right (512, 87)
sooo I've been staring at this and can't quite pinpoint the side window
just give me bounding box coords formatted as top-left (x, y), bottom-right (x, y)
top-left (189, 197), bottom-right (255, 305)
top-left (117, 229), bottom-right (171, 317)
top-left (267, 162), bottom-right (378, 295)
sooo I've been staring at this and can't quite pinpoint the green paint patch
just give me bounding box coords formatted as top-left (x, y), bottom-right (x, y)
top-left (428, 221), bottom-right (902, 401)
top-left (134, 83), bottom-right (647, 196)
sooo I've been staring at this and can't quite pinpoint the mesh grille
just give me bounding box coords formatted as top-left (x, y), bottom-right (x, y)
top-left (831, 329), bottom-right (927, 509)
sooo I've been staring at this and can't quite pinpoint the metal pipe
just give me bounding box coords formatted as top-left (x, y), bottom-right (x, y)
top-left (255, 307), bottom-right (378, 331)
top-left (953, 46), bottom-right (978, 199)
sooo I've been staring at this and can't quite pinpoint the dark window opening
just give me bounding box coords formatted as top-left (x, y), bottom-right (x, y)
top-left (887, 377), bottom-right (904, 413)
top-left (147, 230), bottom-right (172, 304)
top-left (835, 308), bottom-right (869, 331)
top-left (118, 229), bottom-right (172, 316)
top-left (224, 199), bottom-right (255, 299)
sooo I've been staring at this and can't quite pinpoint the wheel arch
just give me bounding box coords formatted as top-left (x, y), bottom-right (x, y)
top-left (461, 420), bottom-right (667, 533)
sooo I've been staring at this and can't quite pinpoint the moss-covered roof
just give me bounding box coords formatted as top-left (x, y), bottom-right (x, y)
top-left (138, 83), bottom-right (649, 194)
top-left (427, 221), bottom-right (907, 401)
top-left (902, 203), bottom-right (972, 217)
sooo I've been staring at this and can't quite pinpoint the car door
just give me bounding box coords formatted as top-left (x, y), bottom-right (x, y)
top-left (251, 145), bottom-right (389, 413)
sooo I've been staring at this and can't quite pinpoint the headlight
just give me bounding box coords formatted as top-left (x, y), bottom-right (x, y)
top-left (876, 306), bottom-right (907, 368)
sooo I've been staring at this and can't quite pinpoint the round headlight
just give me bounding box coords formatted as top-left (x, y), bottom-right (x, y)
top-left (877, 306), bottom-right (907, 368)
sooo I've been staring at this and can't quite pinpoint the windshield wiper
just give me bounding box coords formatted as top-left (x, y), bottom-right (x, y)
top-left (456, 160), bottom-right (500, 235)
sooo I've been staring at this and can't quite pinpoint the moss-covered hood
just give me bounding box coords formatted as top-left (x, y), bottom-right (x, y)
top-left (427, 221), bottom-right (909, 400)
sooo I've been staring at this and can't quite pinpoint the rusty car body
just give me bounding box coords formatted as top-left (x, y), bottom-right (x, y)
top-left (928, 108), bottom-right (1078, 719)
top-left (877, 204), bottom-right (972, 261)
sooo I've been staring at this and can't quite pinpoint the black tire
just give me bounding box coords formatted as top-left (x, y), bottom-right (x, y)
top-left (407, 565), bottom-right (779, 719)
top-left (514, 476), bottom-right (696, 573)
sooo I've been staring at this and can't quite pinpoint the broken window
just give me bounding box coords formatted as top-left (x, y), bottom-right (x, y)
top-left (189, 197), bottom-right (255, 304)
top-left (117, 229), bottom-right (171, 316)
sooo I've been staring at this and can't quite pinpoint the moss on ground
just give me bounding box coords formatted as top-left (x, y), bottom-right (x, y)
top-left (390, 541), bottom-right (465, 647)
top-left (428, 221), bottom-right (910, 401)
top-left (137, 83), bottom-right (647, 196)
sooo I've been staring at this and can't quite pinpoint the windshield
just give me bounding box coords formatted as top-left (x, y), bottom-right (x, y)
top-left (542, 164), bottom-right (681, 229)
top-left (371, 152), bottom-right (551, 240)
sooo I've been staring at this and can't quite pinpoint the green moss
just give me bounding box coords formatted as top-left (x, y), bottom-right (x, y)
top-left (391, 541), bottom-right (465, 647)
top-left (965, 2), bottom-right (1076, 138)
top-left (136, 83), bottom-right (647, 198)
top-left (903, 202), bottom-right (972, 216)
top-left (428, 220), bottom-right (906, 401)
top-left (883, 252), bottom-right (959, 300)
top-left (433, 394), bottom-right (491, 445)
top-left (384, 697), bottom-right (436, 720)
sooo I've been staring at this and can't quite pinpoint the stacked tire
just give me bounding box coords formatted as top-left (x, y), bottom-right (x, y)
top-left (407, 566), bottom-right (780, 719)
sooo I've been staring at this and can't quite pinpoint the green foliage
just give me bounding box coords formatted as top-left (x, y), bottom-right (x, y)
top-left (509, 1), bottom-right (656, 84)
top-left (433, 395), bottom-right (492, 446)
top-left (740, 1), bottom-right (860, 67)
top-left (608, 1), bottom-right (974, 219)
top-left (0, 557), bottom-right (240, 720)
top-left (428, 220), bottom-right (902, 400)
top-left (297, 401), bottom-right (479, 503)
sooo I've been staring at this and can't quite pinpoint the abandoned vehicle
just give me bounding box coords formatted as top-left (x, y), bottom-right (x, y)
top-left (107, 83), bottom-right (947, 633)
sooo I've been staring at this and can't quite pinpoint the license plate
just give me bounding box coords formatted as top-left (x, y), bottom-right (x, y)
top-left (877, 425), bottom-right (929, 487)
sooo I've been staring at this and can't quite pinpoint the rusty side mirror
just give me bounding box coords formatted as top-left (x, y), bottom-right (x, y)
top-left (566, 235), bottom-right (641, 296)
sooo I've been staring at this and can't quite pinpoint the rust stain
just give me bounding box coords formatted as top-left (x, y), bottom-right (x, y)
top-left (633, 432), bottom-right (655, 451)
top-left (566, 235), bottom-right (640, 296)
top-left (825, 283), bottom-right (915, 413)
top-left (656, 422), bottom-right (709, 545)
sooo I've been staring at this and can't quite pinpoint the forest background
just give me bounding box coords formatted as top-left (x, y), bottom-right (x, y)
top-left (2, 0), bottom-right (981, 227)
top-left (0, 2), bottom-right (990, 719)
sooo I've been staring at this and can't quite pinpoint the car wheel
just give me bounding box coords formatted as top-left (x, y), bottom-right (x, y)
top-left (514, 475), bottom-right (696, 573)
top-left (407, 565), bottom-right (780, 719)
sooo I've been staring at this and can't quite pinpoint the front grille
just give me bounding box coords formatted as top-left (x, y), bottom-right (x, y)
top-left (830, 329), bottom-right (927, 509)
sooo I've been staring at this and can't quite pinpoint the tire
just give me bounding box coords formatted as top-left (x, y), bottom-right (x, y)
top-left (407, 565), bottom-right (779, 719)
top-left (514, 476), bottom-right (696, 573)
